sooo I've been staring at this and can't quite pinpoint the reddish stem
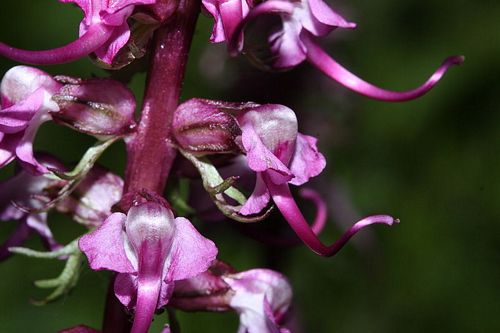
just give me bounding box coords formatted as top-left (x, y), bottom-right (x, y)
top-left (103, 0), bottom-right (200, 331)
top-left (124, 0), bottom-right (200, 194)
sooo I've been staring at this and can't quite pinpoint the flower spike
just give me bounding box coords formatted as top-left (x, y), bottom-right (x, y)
top-left (303, 35), bottom-right (465, 102)
top-left (265, 177), bottom-right (398, 257)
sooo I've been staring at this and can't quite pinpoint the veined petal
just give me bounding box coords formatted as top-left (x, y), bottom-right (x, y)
top-left (15, 109), bottom-right (51, 174)
top-left (303, 33), bottom-right (464, 102)
top-left (305, 0), bottom-right (356, 34)
top-left (166, 217), bottom-right (218, 281)
top-left (0, 89), bottom-right (45, 133)
top-left (79, 212), bottom-right (136, 273)
top-left (223, 269), bottom-right (292, 333)
top-left (0, 132), bottom-right (19, 168)
top-left (288, 133), bottom-right (325, 186)
top-left (240, 122), bottom-right (293, 183)
top-left (114, 272), bottom-right (174, 308)
top-left (1, 66), bottom-right (61, 107)
top-left (219, 0), bottom-right (247, 45)
top-left (239, 173), bottom-right (271, 216)
top-left (114, 272), bottom-right (137, 307)
top-left (93, 22), bottom-right (131, 64)
top-left (0, 24), bottom-right (114, 65)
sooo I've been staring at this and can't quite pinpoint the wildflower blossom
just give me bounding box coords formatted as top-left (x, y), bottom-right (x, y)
top-left (174, 98), bottom-right (397, 256)
top-left (0, 66), bottom-right (136, 173)
top-left (0, 156), bottom-right (123, 260)
top-left (79, 198), bottom-right (217, 333)
top-left (0, 66), bottom-right (61, 173)
top-left (0, 157), bottom-right (64, 260)
top-left (172, 261), bottom-right (292, 333)
top-left (204, 0), bottom-right (465, 101)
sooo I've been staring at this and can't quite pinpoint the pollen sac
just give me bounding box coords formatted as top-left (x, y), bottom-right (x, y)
top-left (173, 98), bottom-right (257, 155)
top-left (51, 78), bottom-right (136, 136)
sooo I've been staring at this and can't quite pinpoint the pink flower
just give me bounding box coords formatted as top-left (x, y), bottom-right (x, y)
top-left (0, 66), bottom-right (62, 174)
top-left (235, 103), bottom-right (326, 216)
top-left (0, 66), bottom-right (136, 174)
top-left (0, 0), bottom-right (156, 65)
top-left (172, 261), bottom-right (293, 333)
top-left (232, 102), bottom-right (397, 256)
top-left (79, 198), bottom-right (218, 333)
top-left (223, 269), bottom-right (292, 333)
top-left (203, 0), bottom-right (252, 48)
top-left (0, 156), bottom-right (124, 261)
top-left (0, 156), bottom-right (64, 260)
top-left (226, 0), bottom-right (464, 101)
top-left (174, 99), bottom-right (398, 256)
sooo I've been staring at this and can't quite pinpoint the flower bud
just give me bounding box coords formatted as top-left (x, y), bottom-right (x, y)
top-left (51, 78), bottom-right (136, 136)
top-left (173, 98), bottom-right (251, 155)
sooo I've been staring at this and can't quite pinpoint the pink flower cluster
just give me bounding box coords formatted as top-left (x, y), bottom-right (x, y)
top-left (0, 0), bottom-right (462, 332)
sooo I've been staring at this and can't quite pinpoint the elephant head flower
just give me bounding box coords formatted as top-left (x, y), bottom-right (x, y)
top-left (79, 196), bottom-right (217, 333)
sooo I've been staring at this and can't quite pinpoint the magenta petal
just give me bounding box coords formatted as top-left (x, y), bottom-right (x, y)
top-left (0, 89), bottom-right (45, 133)
top-left (240, 122), bottom-right (293, 183)
top-left (94, 22), bottom-right (131, 65)
top-left (239, 173), bottom-right (271, 216)
top-left (288, 133), bottom-right (326, 186)
top-left (219, 0), bottom-right (248, 45)
top-left (167, 217), bottom-right (218, 281)
top-left (266, 180), bottom-right (398, 256)
top-left (306, 0), bottom-right (356, 33)
top-left (114, 272), bottom-right (137, 307)
top-left (15, 110), bottom-right (51, 174)
top-left (304, 33), bottom-right (465, 102)
top-left (157, 281), bottom-right (175, 308)
top-left (79, 213), bottom-right (135, 273)
top-left (1, 66), bottom-right (61, 108)
top-left (223, 269), bottom-right (292, 333)
top-left (0, 24), bottom-right (114, 65)
top-left (0, 133), bottom-right (19, 168)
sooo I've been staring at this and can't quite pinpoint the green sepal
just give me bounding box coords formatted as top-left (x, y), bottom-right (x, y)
top-left (178, 149), bottom-right (272, 223)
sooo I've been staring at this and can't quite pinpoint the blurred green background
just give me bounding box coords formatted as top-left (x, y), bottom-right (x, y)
top-left (1, 0), bottom-right (499, 332)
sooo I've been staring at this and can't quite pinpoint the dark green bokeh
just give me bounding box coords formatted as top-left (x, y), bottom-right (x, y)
top-left (1, 0), bottom-right (499, 332)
